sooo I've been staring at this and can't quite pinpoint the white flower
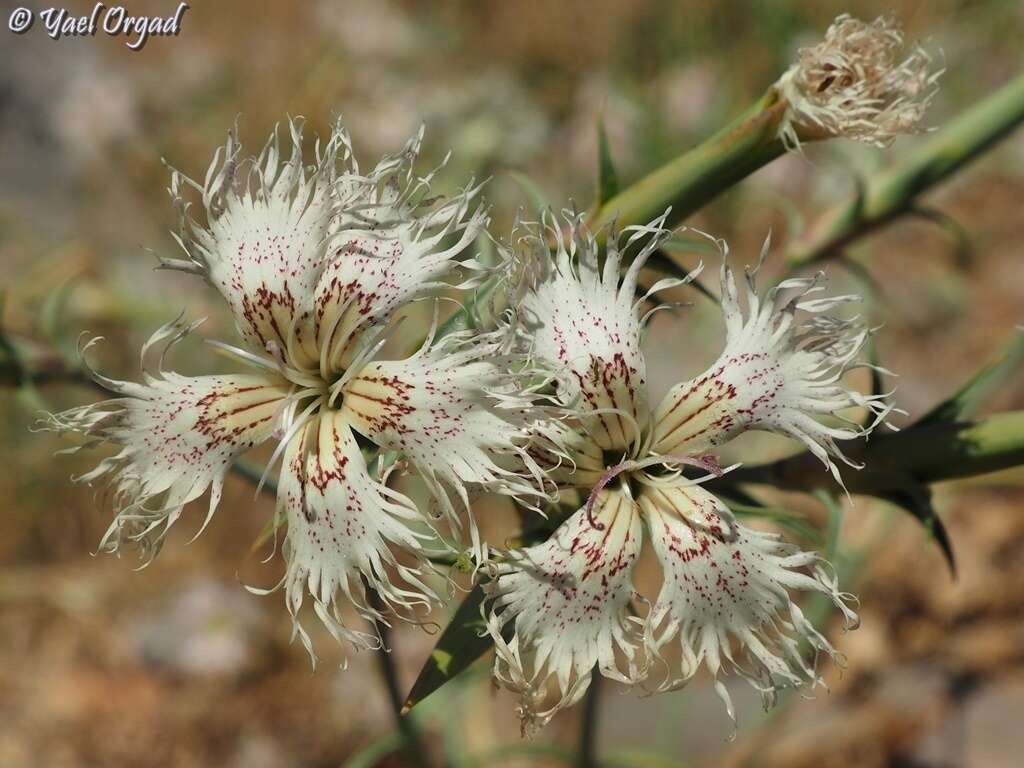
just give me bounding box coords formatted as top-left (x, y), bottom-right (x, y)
top-left (485, 213), bottom-right (873, 731)
top-left (774, 14), bottom-right (941, 148)
top-left (42, 118), bottom-right (541, 662)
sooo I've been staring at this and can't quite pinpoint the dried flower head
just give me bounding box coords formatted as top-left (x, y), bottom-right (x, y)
top-left (775, 14), bottom-right (941, 148)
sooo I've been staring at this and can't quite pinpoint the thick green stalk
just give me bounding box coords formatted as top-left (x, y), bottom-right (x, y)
top-left (786, 72), bottom-right (1024, 267)
top-left (589, 92), bottom-right (787, 234)
top-left (725, 410), bottom-right (1024, 494)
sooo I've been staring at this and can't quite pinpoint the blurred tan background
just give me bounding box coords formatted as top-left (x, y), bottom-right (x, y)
top-left (2, 1), bottom-right (1024, 766)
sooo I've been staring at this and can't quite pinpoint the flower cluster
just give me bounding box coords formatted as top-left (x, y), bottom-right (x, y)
top-left (42, 10), bottom-right (916, 736)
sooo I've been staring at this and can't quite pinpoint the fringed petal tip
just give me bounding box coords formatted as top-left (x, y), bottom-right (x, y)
top-left (503, 207), bottom-right (686, 318)
top-left (166, 117), bottom-right (355, 365)
top-left (164, 117), bottom-right (489, 372)
top-left (640, 482), bottom-right (859, 728)
top-left (338, 328), bottom-right (553, 539)
top-left (654, 235), bottom-right (892, 485)
top-left (484, 488), bottom-right (645, 733)
top-left (312, 149), bottom-right (490, 374)
top-left (275, 412), bottom-right (443, 663)
top-left (502, 209), bottom-right (691, 452)
top-left (775, 14), bottom-right (942, 148)
top-left (38, 322), bottom-right (287, 563)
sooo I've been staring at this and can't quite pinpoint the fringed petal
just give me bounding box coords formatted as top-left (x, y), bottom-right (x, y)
top-left (339, 330), bottom-right (548, 539)
top-left (485, 486), bottom-right (644, 734)
top-left (312, 128), bottom-right (489, 374)
top-left (775, 14), bottom-right (941, 148)
top-left (638, 480), bottom-right (858, 726)
top-left (278, 409), bottom-right (441, 663)
top-left (652, 238), bottom-right (889, 484)
top-left (168, 118), bottom-right (351, 368)
top-left (512, 210), bottom-right (693, 452)
top-left (40, 320), bottom-right (288, 562)
top-left (526, 420), bottom-right (606, 491)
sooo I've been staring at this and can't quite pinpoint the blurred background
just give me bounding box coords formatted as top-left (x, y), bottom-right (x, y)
top-left (2, 0), bottom-right (1024, 766)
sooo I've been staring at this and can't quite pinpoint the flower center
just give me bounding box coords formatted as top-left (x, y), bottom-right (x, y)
top-left (584, 452), bottom-right (726, 530)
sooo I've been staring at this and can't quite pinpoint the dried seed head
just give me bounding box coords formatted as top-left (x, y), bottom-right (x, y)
top-left (775, 14), bottom-right (941, 148)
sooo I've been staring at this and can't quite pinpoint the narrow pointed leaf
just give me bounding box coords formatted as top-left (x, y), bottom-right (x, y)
top-left (883, 484), bottom-right (956, 575)
top-left (597, 118), bottom-right (619, 204)
top-left (402, 504), bottom-right (577, 716)
top-left (508, 171), bottom-right (550, 214)
top-left (402, 584), bottom-right (492, 715)
top-left (916, 331), bottom-right (1024, 427)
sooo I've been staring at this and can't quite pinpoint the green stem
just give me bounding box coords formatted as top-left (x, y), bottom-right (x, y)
top-left (589, 92), bottom-right (787, 234)
top-left (576, 671), bottom-right (603, 768)
top-left (786, 71), bottom-right (1024, 267)
top-left (370, 592), bottom-right (432, 768)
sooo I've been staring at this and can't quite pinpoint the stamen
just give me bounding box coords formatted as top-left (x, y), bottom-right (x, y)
top-left (265, 340), bottom-right (287, 368)
top-left (584, 453), bottom-right (726, 530)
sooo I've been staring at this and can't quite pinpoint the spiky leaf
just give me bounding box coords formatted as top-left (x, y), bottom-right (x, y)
top-left (917, 331), bottom-right (1024, 427)
top-left (402, 584), bottom-right (493, 715)
top-left (883, 484), bottom-right (956, 575)
top-left (597, 118), bottom-right (620, 204)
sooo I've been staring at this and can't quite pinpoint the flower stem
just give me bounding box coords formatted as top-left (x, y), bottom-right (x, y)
top-left (576, 670), bottom-right (603, 768)
top-left (370, 590), bottom-right (433, 768)
top-left (589, 91), bottom-right (787, 235)
top-left (786, 71), bottom-right (1024, 268)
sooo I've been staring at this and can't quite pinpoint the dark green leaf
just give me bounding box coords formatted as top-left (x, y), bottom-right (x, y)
top-left (916, 331), bottom-right (1024, 427)
top-left (859, 336), bottom-right (890, 429)
top-left (402, 584), bottom-right (493, 715)
top-left (402, 503), bottom-right (577, 716)
top-left (883, 484), bottom-right (955, 575)
top-left (597, 118), bottom-right (619, 205)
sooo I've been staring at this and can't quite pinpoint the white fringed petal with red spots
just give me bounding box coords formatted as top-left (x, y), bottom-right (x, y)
top-left (313, 130), bottom-right (488, 372)
top-left (492, 219), bottom-right (881, 732)
top-left (638, 480), bottom-right (858, 724)
top-left (278, 411), bottom-right (439, 662)
top-left (485, 487), bottom-right (644, 733)
top-left (168, 119), bottom-right (348, 369)
top-left (653, 242), bottom-right (889, 483)
top-left (339, 333), bottom-right (544, 523)
top-left (40, 320), bottom-right (288, 560)
top-left (44, 118), bottom-right (523, 662)
top-left (514, 212), bottom-right (682, 451)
